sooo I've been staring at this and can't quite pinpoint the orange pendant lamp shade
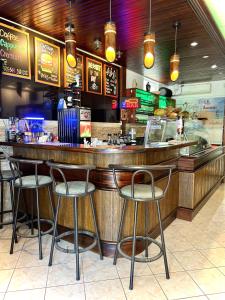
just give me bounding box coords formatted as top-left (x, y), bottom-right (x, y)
top-left (65, 30), bottom-right (77, 68)
top-left (143, 32), bottom-right (155, 69)
top-left (170, 54), bottom-right (180, 81)
top-left (104, 21), bottom-right (117, 63)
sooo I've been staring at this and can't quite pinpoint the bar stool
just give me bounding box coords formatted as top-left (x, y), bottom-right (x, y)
top-left (9, 157), bottom-right (54, 259)
top-left (47, 161), bottom-right (103, 281)
top-left (0, 151), bottom-right (26, 229)
top-left (109, 164), bottom-right (176, 290)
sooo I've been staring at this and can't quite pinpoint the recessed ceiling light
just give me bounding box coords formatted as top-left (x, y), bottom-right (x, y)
top-left (190, 41), bottom-right (198, 47)
top-left (203, 55), bottom-right (209, 58)
top-left (211, 64), bottom-right (218, 69)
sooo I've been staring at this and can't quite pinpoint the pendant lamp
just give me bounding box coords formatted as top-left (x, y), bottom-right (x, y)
top-left (144, 0), bottom-right (155, 69)
top-left (104, 0), bottom-right (117, 63)
top-left (170, 22), bottom-right (181, 82)
top-left (65, 0), bottom-right (77, 68)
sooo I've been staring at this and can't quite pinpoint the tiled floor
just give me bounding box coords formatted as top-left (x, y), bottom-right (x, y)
top-left (0, 184), bottom-right (225, 299)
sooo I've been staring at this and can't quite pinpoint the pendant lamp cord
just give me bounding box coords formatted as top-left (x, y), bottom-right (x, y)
top-left (69, 0), bottom-right (72, 32)
top-left (109, 0), bottom-right (112, 21)
top-left (175, 24), bottom-right (178, 54)
top-left (149, 0), bottom-right (152, 32)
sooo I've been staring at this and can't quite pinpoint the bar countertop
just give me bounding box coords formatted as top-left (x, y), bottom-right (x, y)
top-left (0, 140), bottom-right (197, 154)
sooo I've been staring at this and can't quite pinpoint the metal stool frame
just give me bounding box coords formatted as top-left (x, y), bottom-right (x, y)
top-left (47, 161), bottom-right (103, 281)
top-left (109, 164), bottom-right (176, 290)
top-left (9, 157), bottom-right (54, 260)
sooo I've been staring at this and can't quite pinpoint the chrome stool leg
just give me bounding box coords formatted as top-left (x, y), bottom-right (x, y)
top-left (156, 200), bottom-right (169, 279)
top-left (36, 188), bottom-right (43, 260)
top-left (144, 202), bottom-right (149, 258)
top-left (113, 198), bottom-right (127, 265)
top-left (73, 197), bottom-right (80, 280)
top-left (47, 186), bottom-right (58, 238)
top-left (129, 201), bottom-right (139, 290)
top-left (0, 181), bottom-right (3, 228)
top-left (9, 181), bottom-right (18, 243)
top-left (90, 193), bottom-right (103, 260)
top-left (49, 196), bottom-right (61, 266)
top-left (10, 188), bottom-right (21, 254)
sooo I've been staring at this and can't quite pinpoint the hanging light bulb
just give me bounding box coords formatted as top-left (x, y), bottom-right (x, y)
top-left (144, 0), bottom-right (155, 69)
top-left (65, 0), bottom-right (77, 68)
top-left (104, 0), bottom-right (116, 63)
top-left (170, 22), bottom-right (181, 82)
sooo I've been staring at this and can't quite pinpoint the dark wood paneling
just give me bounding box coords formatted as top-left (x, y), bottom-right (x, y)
top-left (0, 0), bottom-right (225, 83)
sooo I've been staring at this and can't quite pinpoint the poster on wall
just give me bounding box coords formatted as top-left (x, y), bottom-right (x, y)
top-left (0, 22), bottom-right (31, 79)
top-left (176, 97), bottom-right (225, 144)
top-left (86, 57), bottom-right (102, 94)
top-left (64, 50), bottom-right (84, 90)
top-left (35, 37), bottom-right (60, 87)
top-left (104, 64), bottom-right (118, 98)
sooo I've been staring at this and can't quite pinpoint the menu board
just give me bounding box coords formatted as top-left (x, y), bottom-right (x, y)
top-left (104, 64), bottom-right (118, 98)
top-left (86, 57), bottom-right (102, 94)
top-left (0, 22), bottom-right (31, 79)
top-left (35, 37), bottom-right (60, 87)
top-left (64, 50), bottom-right (84, 90)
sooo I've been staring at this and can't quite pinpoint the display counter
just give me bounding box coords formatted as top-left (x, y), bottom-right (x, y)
top-left (0, 140), bottom-right (195, 256)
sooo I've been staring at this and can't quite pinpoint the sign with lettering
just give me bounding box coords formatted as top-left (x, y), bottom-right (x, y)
top-left (121, 97), bottom-right (141, 109)
top-left (104, 64), bottom-right (118, 98)
top-left (86, 57), bottom-right (102, 94)
top-left (35, 37), bottom-right (60, 87)
top-left (0, 22), bottom-right (31, 79)
top-left (64, 50), bottom-right (84, 90)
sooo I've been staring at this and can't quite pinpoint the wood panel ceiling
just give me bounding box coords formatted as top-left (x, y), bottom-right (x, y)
top-left (0, 0), bottom-right (224, 84)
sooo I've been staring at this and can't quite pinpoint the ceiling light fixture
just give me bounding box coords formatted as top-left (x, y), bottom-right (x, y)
top-left (65, 0), bottom-right (77, 68)
top-left (170, 21), bottom-right (181, 82)
top-left (211, 64), bottom-right (218, 69)
top-left (190, 41), bottom-right (198, 47)
top-left (143, 0), bottom-right (155, 69)
top-left (104, 0), bottom-right (117, 63)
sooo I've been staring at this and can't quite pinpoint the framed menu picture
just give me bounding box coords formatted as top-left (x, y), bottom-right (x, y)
top-left (64, 50), bottom-right (84, 90)
top-left (35, 37), bottom-right (60, 87)
top-left (86, 57), bottom-right (102, 95)
top-left (104, 64), bottom-right (118, 98)
top-left (0, 22), bottom-right (31, 79)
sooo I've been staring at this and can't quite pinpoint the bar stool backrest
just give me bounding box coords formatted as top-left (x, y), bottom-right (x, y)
top-left (46, 161), bottom-right (96, 196)
top-left (8, 157), bottom-right (44, 186)
top-left (109, 164), bottom-right (176, 201)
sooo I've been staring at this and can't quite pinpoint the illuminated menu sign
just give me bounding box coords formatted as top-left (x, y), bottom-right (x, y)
top-left (121, 97), bottom-right (141, 109)
top-left (64, 50), bottom-right (84, 90)
top-left (35, 37), bottom-right (60, 87)
top-left (0, 22), bottom-right (31, 79)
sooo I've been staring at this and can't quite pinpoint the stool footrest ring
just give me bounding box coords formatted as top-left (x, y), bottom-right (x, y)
top-left (16, 218), bottom-right (54, 238)
top-left (55, 230), bottom-right (97, 254)
top-left (117, 236), bottom-right (163, 263)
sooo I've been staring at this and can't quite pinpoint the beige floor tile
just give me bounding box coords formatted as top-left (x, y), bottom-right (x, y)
top-left (8, 266), bottom-right (48, 291)
top-left (85, 279), bottom-right (126, 300)
top-left (116, 257), bottom-right (152, 278)
top-left (23, 235), bottom-right (52, 251)
top-left (166, 236), bottom-right (196, 252)
top-left (45, 284), bottom-right (85, 300)
top-left (83, 256), bottom-right (118, 282)
top-left (121, 275), bottom-right (167, 300)
top-left (155, 271), bottom-right (203, 300)
top-left (190, 234), bottom-right (222, 250)
top-left (207, 293), bottom-right (225, 299)
top-left (0, 293), bottom-right (4, 300)
top-left (16, 248), bottom-right (50, 268)
top-left (0, 225), bottom-right (12, 239)
top-left (50, 247), bottom-right (76, 265)
top-left (0, 269), bottom-right (13, 292)
top-left (177, 297), bottom-right (207, 300)
top-left (173, 250), bottom-right (214, 270)
top-left (47, 262), bottom-right (83, 286)
top-left (0, 237), bottom-right (25, 253)
top-left (149, 252), bottom-right (183, 274)
top-left (0, 252), bottom-right (20, 270)
top-left (188, 268), bottom-right (225, 294)
top-left (4, 288), bottom-right (45, 300)
top-left (200, 248), bottom-right (225, 267)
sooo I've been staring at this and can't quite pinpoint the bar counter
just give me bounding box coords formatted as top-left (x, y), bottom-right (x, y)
top-left (0, 140), bottom-right (198, 255)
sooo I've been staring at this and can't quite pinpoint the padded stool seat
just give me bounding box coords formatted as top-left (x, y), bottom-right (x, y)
top-left (15, 175), bottom-right (52, 188)
top-left (121, 184), bottom-right (163, 200)
top-left (55, 181), bottom-right (95, 196)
